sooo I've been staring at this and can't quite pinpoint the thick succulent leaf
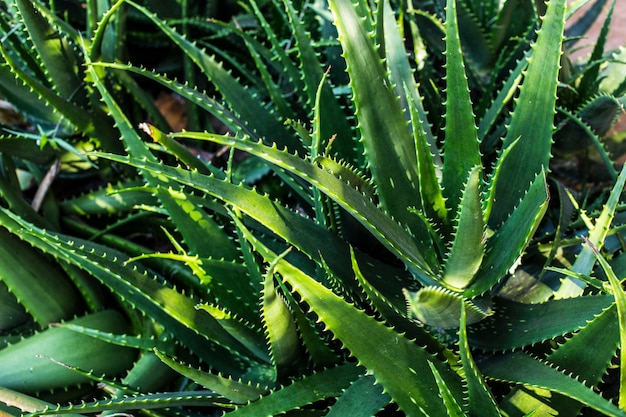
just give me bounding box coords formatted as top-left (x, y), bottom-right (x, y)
top-left (490, 0), bottom-right (536, 58)
top-left (476, 53), bottom-right (526, 140)
top-left (467, 171), bottom-right (549, 297)
top-left (0, 65), bottom-right (62, 127)
top-left (555, 163), bottom-right (626, 298)
top-left (196, 303), bottom-right (270, 364)
top-left (85, 57), bottom-right (237, 260)
top-left (279, 0), bottom-right (357, 163)
top-left (0, 310), bottom-right (135, 393)
top-left (14, 0), bottom-right (85, 104)
top-left (577, 93), bottom-right (622, 138)
top-left (428, 361), bottom-right (465, 417)
top-left (90, 61), bottom-right (260, 141)
top-left (500, 302), bottom-right (619, 416)
top-left (481, 352), bottom-right (626, 417)
top-left (0, 281), bottom-right (29, 331)
top-left (59, 178), bottom-right (158, 217)
top-left (227, 364), bottom-right (363, 417)
top-left (0, 226), bottom-right (81, 325)
top-left (455, 1), bottom-right (494, 80)
top-left (232, 218), bottom-right (463, 415)
top-left (313, 155), bottom-right (375, 199)
top-left (458, 305), bottom-right (500, 417)
top-left (276, 280), bottom-right (340, 369)
top-left (1, 209), bottom-right (258, 374)
top-left (442, 0), bottom-right (481, 212)
top-left (0, 41), bottom-right (90, 134)
top-left (442, 166), bottom-right (485, 290)
top-left (145, 123), bottom-right (214, 175)
top-left (406, 85), bottom-right (447, 231)
top-left (467, 294), bottom-right (614, 350)
top-left (383, 0), bottom-right (437, 159)
top-left (216, 230), bottom-right (458, 416)
top-left (57, 322), bottom-right (170, 352)
top-left (123, 130), bottom-right (437, 280)
top-left (349, 247), bottom-right (406, 319)
top-left (0, 387), bottom-right (83, 416)
top-left (405, 286), bottom-right (493, 329)
top-left (245, 0), bottom-right (303, 94)
top-left (92, 149), bottom-right (428, 300)
top-left (122, 0), bottom-right (296, 152)
top-left (237, 4), bottom-right (296, 121)
top-left (327, 0), bottom-right (430, 245)
top-left (155, 351), bottom-right (267, 404)
top-left (262, 258), bottom-right (302, 378)
top-left (29, 391), bottom-right (219, 416)
top-left (490, 0), bottom-right (566, 226)
top-left (325, 374), bottom-right (391, 417)
top-left (277, 261), bottom-right (463, 416)
top-left (592, 246), bottom-right (626, 408)
top-left (112, 349), bottom-right (178, 398)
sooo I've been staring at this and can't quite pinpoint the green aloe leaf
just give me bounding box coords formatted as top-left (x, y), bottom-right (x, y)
top-left (325, 374), bottom-right (391, 417)
top-left (29, 391), bottom-right (219, 416)
top-left (121, 0), bottom-right (296, 152)
top-left (490, 0), bottom-right (566, 226)
top-left (327, 0), bottom-right (429, 246)
top-left (0, 227), bottom-right (81, 326)
top-left (590, 244), bottom-right (626, 408)
top-left (154, 351), bottom-right (267, 404)
top-left (428, 361), bottom-right (465, 417)
top-left (0, 282), bottom-right (29, 331)
top-left (0, 209), bottom-right (257, 375)
top-left (232, 232), bottom-right (462, 416)
top-left (405, 286), bottom-right (493, 329)
top-left (481, 352), bottom-right (626, 417)
top-left (443, 166), bottom-right (485, 290)
top-left (105, 131), bottom-right (437, 281)
top-left (468, 170), bottom-right (549, 297)
top-left (227, 364), bottom-right (363, 417)
top-left (458, 305), bottom-right (501, 416)
top-left (0, 41), bottom-right (90, 134)
top-left (384, 0), bottom-right (437, 163)
top-left (555, 163), bottom-right (626, 298)
top-left (85, 54), bottom-right (237, 260)
top-left (500, 302), bottom-right (619, 416)
top-left (0, 387), bottom-right (82, 416)
top-left (14, 0), bottom-right (85, 104)
top-left (196, 303), bottom-right (269, 364)
top-left (277, 260), bottom-right (463, 416)
top-left (0, 65), bottom-right (61, 128)
top-left (468, 294), bottom-right (614, 351)
top-left (279, 0), bottom-right (357, 162)
top-left (406, 83), bottom-right (447, 229)
top-left (442, 0), bottom-right (481, 212)
top-left (262, 252), bottom-right (302, 379)
top-left (275, 279), bottom-right (340, 369)
top-left (0, 310), bottom-right (135, 393)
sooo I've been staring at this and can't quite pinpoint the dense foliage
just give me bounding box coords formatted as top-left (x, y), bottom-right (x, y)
top-left (0, 0), bottom-right (626, 415)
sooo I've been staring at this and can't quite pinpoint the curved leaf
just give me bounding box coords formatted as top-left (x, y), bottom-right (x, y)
top-left (481, 352), bottom-right (626, 417)
top-left (443, 166), bottom-right (485, 290)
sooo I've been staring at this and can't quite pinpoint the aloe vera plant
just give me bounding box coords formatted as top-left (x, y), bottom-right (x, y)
top-left (0, 0), bottom-right (626, 416)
